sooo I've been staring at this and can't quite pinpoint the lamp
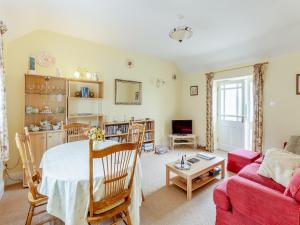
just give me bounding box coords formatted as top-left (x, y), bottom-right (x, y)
top-left (169, 26), bottom-right (193, 43)
top-left (0, 21), bottom-right (7, 35)
top-left (156, 78), bottom-right (166, 88)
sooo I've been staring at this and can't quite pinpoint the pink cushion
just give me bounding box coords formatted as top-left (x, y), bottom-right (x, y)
top-left (213, 179), bottom-right (232, 211)
top-left (229, 150), bottom-right (261, 161)
top-left (284, 168), bottom-right (300, 202)
top-left (238, 163), bottom-right (286, 193)
top-left (227, 150), bottom-right (261, 173)
top-left (254, 156), bottom-right (264, 164)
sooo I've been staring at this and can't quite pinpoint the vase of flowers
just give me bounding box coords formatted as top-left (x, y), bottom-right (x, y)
top-left (87, 128), bottom-right (105, 149)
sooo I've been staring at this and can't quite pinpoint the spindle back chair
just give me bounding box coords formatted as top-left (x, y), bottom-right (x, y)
top-left (127, 123), bottom-right (145, 155)
top-left (63, 122), bottom-right (90, 143)
top-left (15, 128), bottom-right (50, 225)
top-left (87, 140), bottom-right (139, 225)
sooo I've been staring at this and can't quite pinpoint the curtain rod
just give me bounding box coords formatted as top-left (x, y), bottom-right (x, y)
top-left (210, 61), bottom-right (268, 74)
top-left (0, 21), bottom-right (7, 35)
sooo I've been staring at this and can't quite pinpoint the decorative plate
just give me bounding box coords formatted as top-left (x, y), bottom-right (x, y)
top-left (175, 162), bottom-right (191, 170)
top-left (36, 51), bottom-right (56, 67)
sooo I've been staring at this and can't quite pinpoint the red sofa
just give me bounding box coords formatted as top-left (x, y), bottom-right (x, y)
top-left (214, 157), bottom-right (300, 225)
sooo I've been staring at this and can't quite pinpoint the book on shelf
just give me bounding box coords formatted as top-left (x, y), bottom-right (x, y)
top-left (105, 136), bottom-right (126, 143)
top-left (142, 143), bottom-right (154, 151)
top-left (105, 124), bottom-right (129, 135)
top-left (144, 132), bottom-right (153, 141)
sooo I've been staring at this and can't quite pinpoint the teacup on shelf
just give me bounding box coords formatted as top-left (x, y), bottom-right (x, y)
top-left (29, 125), bottom-right (40, 132)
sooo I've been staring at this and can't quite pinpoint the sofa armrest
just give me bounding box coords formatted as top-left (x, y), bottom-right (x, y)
top-left (227, 176), bottom-right (300, 225)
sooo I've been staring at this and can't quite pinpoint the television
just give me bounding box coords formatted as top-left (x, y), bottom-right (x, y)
top-left (172, 120), bottom-right (192, 135)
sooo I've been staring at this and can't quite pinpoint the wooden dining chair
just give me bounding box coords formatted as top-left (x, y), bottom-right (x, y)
top-left (127, 123), bottom-right (146, 156)
top-left (15, 128), bottom-right (51, 225)
top-left (87, 140), bottom-right (140, 225)
top-left (127, 123), bottom-right (146, 201)
top-left (63, 122), bottom-right (90, 143)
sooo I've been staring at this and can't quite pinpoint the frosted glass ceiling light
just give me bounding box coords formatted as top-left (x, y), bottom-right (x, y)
top-left (169, 26), bottom-right (193, 43)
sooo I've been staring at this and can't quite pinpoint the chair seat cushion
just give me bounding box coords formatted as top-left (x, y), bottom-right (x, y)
top-left (94, 199), bottom-right (125, 214)
top-left (227, 150), bottom-right (261, 173)
top-left (28, 192), bottom-right (48, 206)
top-left (213, 178), bottom-right (232, 211)
top-left (238, 163), bottom-right (286, 193)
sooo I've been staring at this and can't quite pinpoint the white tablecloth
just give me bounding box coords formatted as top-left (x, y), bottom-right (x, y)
top-left (39, 140), bottom-right (142, 225)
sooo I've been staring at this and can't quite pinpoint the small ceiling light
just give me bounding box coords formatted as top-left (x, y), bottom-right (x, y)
top-left (169, 26), bottom-right (193, 43)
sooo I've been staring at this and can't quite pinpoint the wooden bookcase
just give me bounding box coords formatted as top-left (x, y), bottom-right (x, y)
top-left (132, 119), bottom-right (155, 152)
top-left (67, 79), bottom-right (104, 128)
top-left (104, 121), bottom-right (129, 142)
top-left (104, 119), bottom-right (155, 151)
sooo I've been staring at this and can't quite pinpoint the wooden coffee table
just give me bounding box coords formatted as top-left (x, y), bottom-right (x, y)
top-left (166, 155), bottom-right (225, 200)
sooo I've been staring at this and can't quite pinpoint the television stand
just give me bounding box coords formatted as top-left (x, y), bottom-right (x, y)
top-left (169, 134), bottom-right (196, 150)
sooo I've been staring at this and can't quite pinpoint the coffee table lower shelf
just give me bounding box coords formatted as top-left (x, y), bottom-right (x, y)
top-left (166, 157), bottom-right (225, 200)
top-left (170, 174), bottom-right (219, 192)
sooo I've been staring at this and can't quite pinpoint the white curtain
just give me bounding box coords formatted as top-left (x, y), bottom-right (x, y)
top-left (0, 22), bottom-right (9, 199)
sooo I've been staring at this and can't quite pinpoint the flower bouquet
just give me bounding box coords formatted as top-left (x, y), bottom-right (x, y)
top-left (87, 127), bottom-right (105, 144)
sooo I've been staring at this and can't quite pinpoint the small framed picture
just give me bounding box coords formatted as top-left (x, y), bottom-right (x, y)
top-left (297, 74), bottom-right (300, 95)
top-left (190, 85), bottom-right (198, 96)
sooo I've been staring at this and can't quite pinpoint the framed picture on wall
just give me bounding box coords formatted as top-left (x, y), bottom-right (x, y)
top-left (297, 74), bottom-right (300, 95)
top-left (190, 85), bottom-right (198, 96)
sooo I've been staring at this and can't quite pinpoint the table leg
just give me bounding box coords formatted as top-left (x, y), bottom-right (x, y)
top-left (221, 160), bottom-right (225, 179)
top-left (172, 138), bottom-right (174, 150)
top-left (187, 177), bottom-right (192, 200)
top-left (166, 166), bottom-right (170, 186)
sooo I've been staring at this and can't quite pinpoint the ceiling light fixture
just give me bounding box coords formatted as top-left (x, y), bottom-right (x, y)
top-left (169, 26), bottom-right (193, 43)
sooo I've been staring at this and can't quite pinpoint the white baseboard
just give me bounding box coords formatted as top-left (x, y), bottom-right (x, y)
top-left (0, 177), bottom-right (3, 199)
top-left (4, 170), bottom-right (23, 186)
top-left (0, 162), bottom-right (4, 199)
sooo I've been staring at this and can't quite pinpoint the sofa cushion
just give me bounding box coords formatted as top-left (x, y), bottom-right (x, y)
top-left (284, 168), bottom-right (300, 202)
top-left (254, 156), bottom-right (264, 164)
top-left (258, 148), bottom-right (300, 187)
top-left (213, 179), bottom-right (232, 211)
top-left (285, 136), bottom-right (300, 155)
top-left (238, 163), bottom-right (286, 193)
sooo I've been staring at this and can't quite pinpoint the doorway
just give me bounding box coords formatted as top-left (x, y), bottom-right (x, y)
top-left (214, 76), bottom-right (253, 151)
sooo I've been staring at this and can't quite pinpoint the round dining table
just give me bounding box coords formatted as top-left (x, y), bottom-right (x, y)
top-left (38, 140), bottom-right (142, 225)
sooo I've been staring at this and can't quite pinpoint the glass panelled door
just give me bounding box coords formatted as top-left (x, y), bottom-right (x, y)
top-left (217, 79), bottom-right (245, 151)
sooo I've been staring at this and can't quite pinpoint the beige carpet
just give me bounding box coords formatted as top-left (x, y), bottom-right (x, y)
top-left (0, 148), bottom-right (229, 225)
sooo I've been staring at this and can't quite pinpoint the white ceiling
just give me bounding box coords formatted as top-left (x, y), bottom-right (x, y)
top-left (1, 0), bottom-right (300, 74)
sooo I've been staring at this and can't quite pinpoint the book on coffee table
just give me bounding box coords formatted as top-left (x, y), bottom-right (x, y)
top-left (197, 152), bottom-right (215, 160)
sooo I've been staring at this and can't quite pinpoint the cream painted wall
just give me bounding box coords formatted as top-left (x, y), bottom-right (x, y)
top-left (180, 53), bottom-right (300, 152)
top-left (4, 30), bottom-right (182, 174)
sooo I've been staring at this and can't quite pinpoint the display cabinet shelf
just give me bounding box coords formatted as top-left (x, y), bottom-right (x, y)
top-left (24, 74), bottom-right (67, 187)
top-left (68, 97), bottom-right (103, 100)
top-left (25, 74), bottom-right (67, 132)
top-left (68, 114), bottom-right (103, 119)
top-left (67, 79), bottom-right (104, 127)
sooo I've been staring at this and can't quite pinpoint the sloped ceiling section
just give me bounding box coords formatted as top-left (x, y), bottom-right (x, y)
top-left (1, 0), bottom-right (300, 74)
